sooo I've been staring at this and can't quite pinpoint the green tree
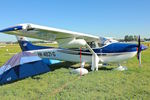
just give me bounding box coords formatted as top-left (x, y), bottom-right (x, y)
top-left (134, 35), bottom-right (138, 41)
top-left (124, 35), bottom-right (129, 42)
top-left (128, 35), bottom-right (133, 41)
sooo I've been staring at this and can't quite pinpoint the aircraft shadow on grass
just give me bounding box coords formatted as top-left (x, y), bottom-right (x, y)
top-left (50, 61), bottom-right (114, 71)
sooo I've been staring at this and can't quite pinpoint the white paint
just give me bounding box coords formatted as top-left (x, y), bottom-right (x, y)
top-left (70, 68), bottom-right (88, 75)
top-left (114, 66), bottom-right (128, 71)
top-left (81, 62), bottom-right (85, 68)
top-left (20, 23), bottom-right (99, 40)
top-left (28, 49), bottom-right (137, 64)
top-left (58, 38), bottom-right (87, 48)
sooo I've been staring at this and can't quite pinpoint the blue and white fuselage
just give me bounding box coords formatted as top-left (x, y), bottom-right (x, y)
top-left (17, 39), bottom-right (147, 63)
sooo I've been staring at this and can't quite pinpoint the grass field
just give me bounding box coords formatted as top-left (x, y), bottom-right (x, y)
top-left (0, 43), bottom-right (150, 100)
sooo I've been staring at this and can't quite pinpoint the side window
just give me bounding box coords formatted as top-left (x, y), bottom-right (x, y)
top-left (98, 43), bottom-right (105, 47)
top-left (91, 42), bottom-right (96, 48)
top-left (98, 43), bottom-right (102, 47)
top-left (87, 41), bottom-right (96, 48)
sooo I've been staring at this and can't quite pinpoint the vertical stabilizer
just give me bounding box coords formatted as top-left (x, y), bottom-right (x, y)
top-left (16, 36), bottom-right (50, 51)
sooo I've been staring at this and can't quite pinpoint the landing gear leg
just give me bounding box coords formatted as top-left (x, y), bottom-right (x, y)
top-left (81, 62), bottom-right (85, 68)
top-left (91, 53), bottom-right (99, 71)
top-left (85, 44), bottom-right (100, 71)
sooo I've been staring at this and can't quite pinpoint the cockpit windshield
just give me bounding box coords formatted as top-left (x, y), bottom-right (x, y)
top-left (87, 37), bottom-right (118, 48)
top-left (99, 37), bottom-right (118, 45)
top-left (87, 41), bottom-right (105, 48)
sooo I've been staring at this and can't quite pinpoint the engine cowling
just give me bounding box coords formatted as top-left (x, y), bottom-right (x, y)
top-left (58, 38), bottom-right (87, 48)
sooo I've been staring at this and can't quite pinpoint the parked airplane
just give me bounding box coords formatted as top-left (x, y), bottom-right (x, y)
top-left (0, 23), bottom-right (148, 71)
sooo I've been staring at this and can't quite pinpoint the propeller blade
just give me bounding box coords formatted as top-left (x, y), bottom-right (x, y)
top-left (137, 35), bottom-right (141, 66)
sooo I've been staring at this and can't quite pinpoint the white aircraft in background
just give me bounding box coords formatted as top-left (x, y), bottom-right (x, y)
top-left (0, 23), bottom-right (147, 71)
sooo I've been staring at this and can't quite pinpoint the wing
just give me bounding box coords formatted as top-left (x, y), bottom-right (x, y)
top-left (0, 23), bottom-right (99, 42)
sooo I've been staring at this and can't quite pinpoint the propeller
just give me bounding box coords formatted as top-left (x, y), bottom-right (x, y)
top-left (137, 35), bottom-right (141, 66)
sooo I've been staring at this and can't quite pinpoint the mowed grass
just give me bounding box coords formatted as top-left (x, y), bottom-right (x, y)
top-left (0, 43), bottom-right (150, 100)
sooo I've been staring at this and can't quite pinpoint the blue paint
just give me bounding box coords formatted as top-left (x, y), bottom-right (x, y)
top-left (84, 43), bottom-right (148, 53)
top-left (140, 44), bottom-right (148, 51)
top-left (18, 40), bottom-right (51, 51)
top-left (0, 26), bottom-right (23, 32)
top-left (18, 38), bottom-right (61, 66)
top-left (0, 52), bottom-right (50, 84)
top-left (94, 43), bottom-right (137, 53)
top-left (42, 58), bottom-right (61, 66)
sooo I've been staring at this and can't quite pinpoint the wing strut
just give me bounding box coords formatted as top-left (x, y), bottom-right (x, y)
top-left (85, 44), bottom-right (100, 71)
top-left (77, 39), bottom-right (101, 71)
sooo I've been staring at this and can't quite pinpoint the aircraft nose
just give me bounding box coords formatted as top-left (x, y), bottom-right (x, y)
top-left (140, 44), bottom-right (148, 51)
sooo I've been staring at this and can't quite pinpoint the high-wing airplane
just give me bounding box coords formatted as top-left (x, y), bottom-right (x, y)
top-left (0, 23), bottom-right (148, 71)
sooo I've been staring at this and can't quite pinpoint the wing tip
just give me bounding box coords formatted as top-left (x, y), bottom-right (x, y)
top-left (0, 25), bottom-right (23, 32)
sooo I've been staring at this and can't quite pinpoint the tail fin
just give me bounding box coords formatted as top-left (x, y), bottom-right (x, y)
top-left (16, 36), bottom-right (51, 51)
top-left (16, 36), bottom-right (60, 65)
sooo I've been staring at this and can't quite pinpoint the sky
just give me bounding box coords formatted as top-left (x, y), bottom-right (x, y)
top-left (0, 0), bottom-right (150, 41)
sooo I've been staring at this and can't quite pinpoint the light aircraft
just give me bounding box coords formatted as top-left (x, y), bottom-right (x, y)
top-left (0, 23), bottom-right (148, 71)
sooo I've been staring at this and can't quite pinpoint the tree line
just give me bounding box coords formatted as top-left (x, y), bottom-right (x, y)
top-left (124, 35), bottom-right (138, 42)
top-left (123, 35), bottom-right (150, 42)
